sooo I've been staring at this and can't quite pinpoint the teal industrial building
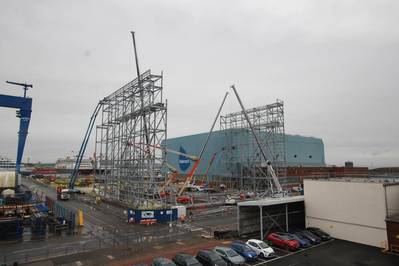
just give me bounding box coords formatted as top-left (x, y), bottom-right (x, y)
top-left (163, 129), bottom-right (325, 179)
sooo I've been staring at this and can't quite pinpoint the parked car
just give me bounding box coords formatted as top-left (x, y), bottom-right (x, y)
top-left (230, 241), bottom-right (258, 261)
top-left (152, 257), bottom-right (177, 266)
top-left (296, 230), bottom-right (322, 244)
top-left (245, 239), bottom-right (275, 258)
top-left (213, 246), bottom-right (245, 266)
top-left (280, 233), bottom-right (311, 248)
top-left (173, 253), bottom-right (201, 266)
top-left (196, 250), bottom-right (227, 266)
top-left (266, 232), bottom-right (300, 251)
top-left (225, 196), bottom-right (237, 205)
top-left (176, 196), bottom-right (192, 204)
top-left (306, 227), bottom-right (331, 241)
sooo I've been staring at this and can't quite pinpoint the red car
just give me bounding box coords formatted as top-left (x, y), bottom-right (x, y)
top-left (266, 232), bottom-right (300, 251)
top-left (176, 196), bottom-right (192, 204)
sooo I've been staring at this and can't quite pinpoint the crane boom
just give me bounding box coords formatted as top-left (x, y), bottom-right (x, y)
top-left (68, 101), bottom-right (103, 189)
top-left (178, 92), bottom-right (229, 195)
top-left (132, 142), bottom-right (199, 161)
top-left (158, 163), bottom-right (179, 195)
top-left (131, 31), bottom-right (150, 146)
top-left (230, 85), bottom-right (283, 193)
top-left (201, 152), bottom-right (217, 184)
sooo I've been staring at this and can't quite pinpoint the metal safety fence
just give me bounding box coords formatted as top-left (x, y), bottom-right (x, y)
top-left (1, 226), bottom-right (189, 265)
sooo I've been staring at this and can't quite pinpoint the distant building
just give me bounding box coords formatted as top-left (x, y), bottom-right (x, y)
top-left (163, 130), bottom-right (325, 179)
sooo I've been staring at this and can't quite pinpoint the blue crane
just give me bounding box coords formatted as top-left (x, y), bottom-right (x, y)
top-left (68, 101), bottom-right (103, 190)
top-left (0, 81), bottom-right (32, 186)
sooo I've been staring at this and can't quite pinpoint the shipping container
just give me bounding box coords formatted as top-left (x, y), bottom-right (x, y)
top-left (127, 208), bottom-right (178, 224)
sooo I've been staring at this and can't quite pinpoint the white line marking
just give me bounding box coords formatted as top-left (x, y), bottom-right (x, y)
top-left (261, 239), bottom-right (335, 264)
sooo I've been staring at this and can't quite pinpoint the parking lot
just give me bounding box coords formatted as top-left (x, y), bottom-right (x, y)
top-left (23, 233), bottom-right (399, 266)
top-left (263, 239), bottom-right (399, 266)
top-left (237, 239), bottom-right (334, 266)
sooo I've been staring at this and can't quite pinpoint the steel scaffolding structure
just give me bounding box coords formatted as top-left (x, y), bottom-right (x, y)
top-left (94, 70), bottom-right (167, 208)
top-left (220, 100), bottom-right (286, 191)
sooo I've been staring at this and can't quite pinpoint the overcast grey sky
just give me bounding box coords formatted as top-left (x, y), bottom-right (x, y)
top-left (0, 0), bottom-right (398, 167)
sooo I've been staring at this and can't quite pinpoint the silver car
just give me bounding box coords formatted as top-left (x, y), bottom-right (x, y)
top-left (213, 246), bottom-right (245, 266)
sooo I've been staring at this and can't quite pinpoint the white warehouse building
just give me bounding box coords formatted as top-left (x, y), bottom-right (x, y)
top-left (304, 179), bottom-right (399, 247)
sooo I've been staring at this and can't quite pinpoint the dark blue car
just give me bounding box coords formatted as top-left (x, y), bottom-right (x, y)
top-left (284, 232), bottom-right (311, 248)
top-left (295, 230), bottom-right (322, 245)
top-left (230, 242), bottom-right (258, 261)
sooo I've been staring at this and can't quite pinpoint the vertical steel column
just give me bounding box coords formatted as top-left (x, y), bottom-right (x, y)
top-left (237, 205), bottom-right (240, 237)
top-left (260, 206), bottom-right (263, 240)
top-left (285, 203), bottom-right (289, 232)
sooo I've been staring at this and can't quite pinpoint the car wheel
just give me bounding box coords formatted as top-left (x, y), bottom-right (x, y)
top-left (285, 245), bottom-right (290, 251)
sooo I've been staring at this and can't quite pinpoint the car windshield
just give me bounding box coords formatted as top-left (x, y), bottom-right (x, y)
top-left (208, 253), bottom-right (221, 260)
top-left (278, 234), bottom-right (291, 240)
top-left (186, 259), bottom-right (199, 265)
top-left (258, 242), bottom-right (269, 248)
top-left (303, 231), bottom-right (315, 237)
top-left (241, 246), bottom-right (252, 252)
top-left (226, 249), bottom-right (238, 257)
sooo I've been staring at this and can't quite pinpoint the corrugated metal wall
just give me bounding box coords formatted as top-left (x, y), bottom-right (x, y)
top-left (162, 130), bottom-right (325, 178)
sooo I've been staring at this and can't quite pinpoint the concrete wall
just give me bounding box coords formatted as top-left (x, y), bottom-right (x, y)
top-left (304, 179), bottom-right (391, 247)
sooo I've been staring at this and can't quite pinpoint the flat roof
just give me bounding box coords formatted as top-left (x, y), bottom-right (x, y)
top-left (237, 195), bottom-right (304, 207)
top-left (304, 178), bottom-right (399, 185)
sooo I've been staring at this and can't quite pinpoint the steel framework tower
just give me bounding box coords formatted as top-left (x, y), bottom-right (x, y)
top-left (220, 99), bottom-right (286, 191)
top-left (94, 70), bottom-right (167, 208)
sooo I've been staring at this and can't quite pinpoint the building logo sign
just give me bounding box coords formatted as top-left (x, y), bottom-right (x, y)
top-left (178, 146), bottom-right (191, 171)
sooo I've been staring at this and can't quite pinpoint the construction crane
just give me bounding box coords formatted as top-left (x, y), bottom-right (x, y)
top-left (68, 101), bottom-right (103, 191)
top-left (0, 81), bottom-right (32, 186)
top-left (201, 152), bottom-right (217, 184)
top-left (109, 91), bottom-right (228, 199)
top-left (158, 163), bottom-right (179, 197)
top-left (230, 85), bottom-right (283, 195)
top-left (131, 31), bottom-right (150, 146)
top-left (178, 91), bottom-right (229, 196)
